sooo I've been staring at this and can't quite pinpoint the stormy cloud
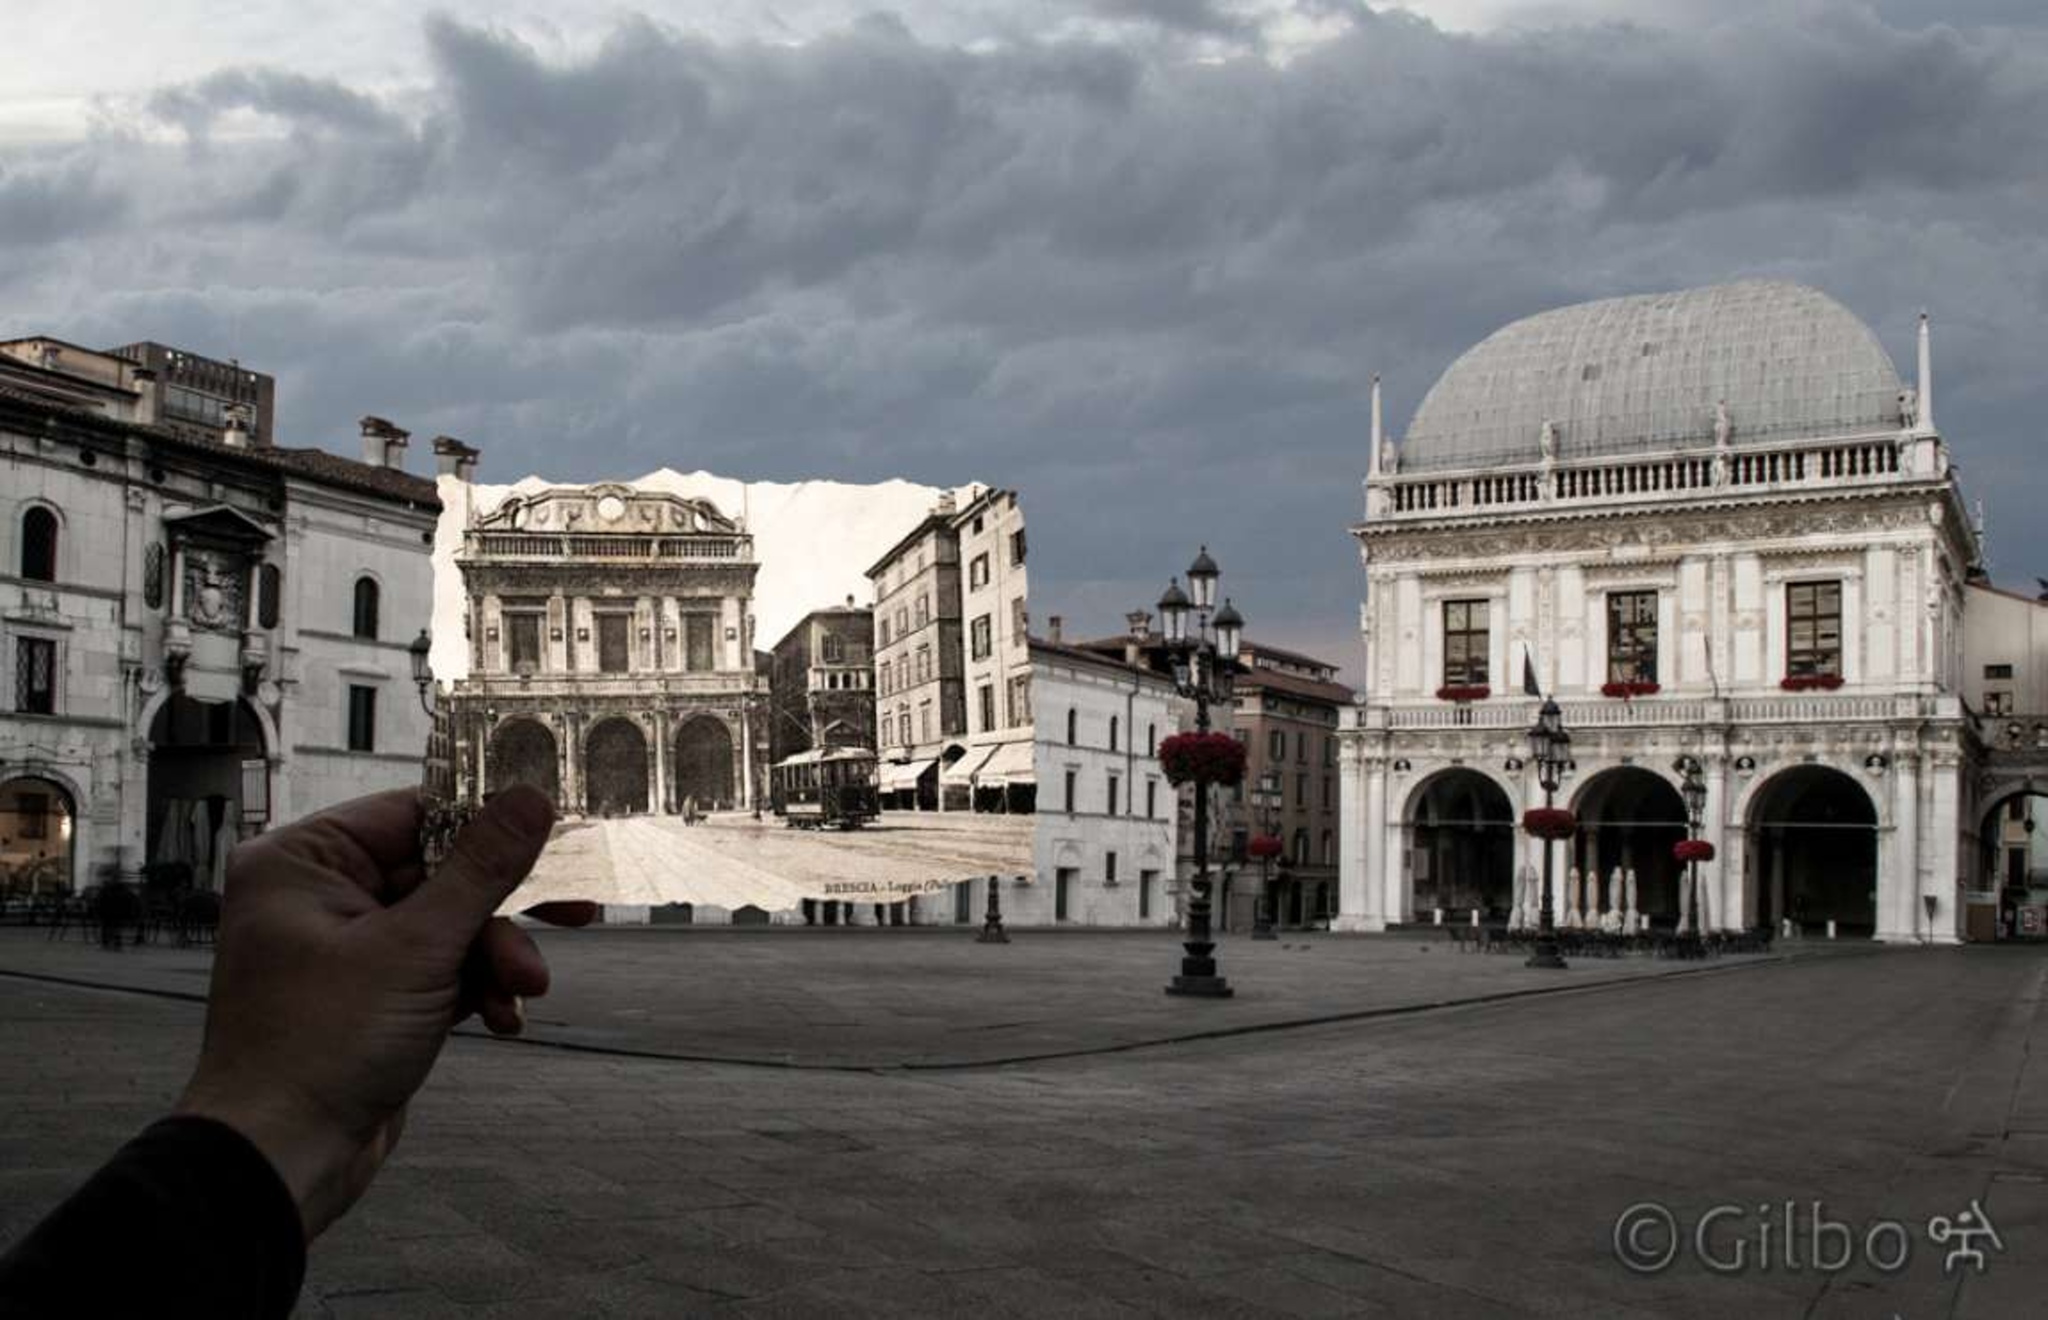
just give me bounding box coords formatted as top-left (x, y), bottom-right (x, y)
top-left (6, 0), bottom-right (2048, 669)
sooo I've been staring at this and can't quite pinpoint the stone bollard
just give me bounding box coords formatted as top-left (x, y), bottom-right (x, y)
top-left (1827, 919), bottom-right (1837, 941)
top-left (1433, 908), bottom-right (1444, 926)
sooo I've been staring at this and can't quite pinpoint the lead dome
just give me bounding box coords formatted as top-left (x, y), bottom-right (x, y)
top-left (1397, 280), bottom-right (1908, 473)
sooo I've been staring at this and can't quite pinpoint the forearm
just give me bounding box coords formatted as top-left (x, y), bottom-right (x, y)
top-left (0, 1116), bottom-right (307, 1319)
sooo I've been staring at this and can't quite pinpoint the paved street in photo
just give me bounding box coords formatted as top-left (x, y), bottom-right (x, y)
top-left (0, 931), bottom-right (2042, 1318)
top-left (510, 812), bottom-right (1035, 913)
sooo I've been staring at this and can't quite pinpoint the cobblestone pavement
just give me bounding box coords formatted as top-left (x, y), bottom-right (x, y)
top-left (512, 812), bottom-right (1034, 913)
top-left (1, 941), bottom-right (2042, 1317)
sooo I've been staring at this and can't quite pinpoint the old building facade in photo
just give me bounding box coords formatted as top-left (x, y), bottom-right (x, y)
top-left (447, 483), bottom-right (765, 817)
top-left (949, 487), bottom-right (1035, 812)
top-left (0, 337), bottom-right (439, 895)
top-left (767, 601), bottom-right (876, 764)
top-left (1338, 279), bottom-right (2038, 943)
top-left (867, 493), bottom-right (966, 808)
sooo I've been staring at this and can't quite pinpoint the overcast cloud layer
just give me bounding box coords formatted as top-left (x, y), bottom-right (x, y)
top-left (7, 0), bottom-right (2048, 672)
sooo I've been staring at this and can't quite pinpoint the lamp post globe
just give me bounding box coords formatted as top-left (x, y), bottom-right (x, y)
top-left (1187, 546), bottom-right (1219, 611)
top-left (1158, 579), bottom-right (1190, 646)
top-left (409, 629), bottom-right (435, 715)
top-left (1212, 598), bottom-right (1243, 662)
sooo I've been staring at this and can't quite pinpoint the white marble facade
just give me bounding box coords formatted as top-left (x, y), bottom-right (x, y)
top-left (1339, 281), bottom-right (2003, 943)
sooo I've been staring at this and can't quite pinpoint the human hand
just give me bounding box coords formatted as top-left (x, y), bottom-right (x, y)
top-left (175, 785), bottom-right (593, 1241)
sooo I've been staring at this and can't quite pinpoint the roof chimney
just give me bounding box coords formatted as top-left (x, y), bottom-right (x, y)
top-left (935, 490), bottom-right (957, 517)
top-left (1047, 615), bottom-right (1063, 645)
top-left (360, 416), bottom-right (408, 468)
top-left (432, 435), bottom-right (479, 481)
top-left (222, 404), bottom-right (251, 449)
top-left (38, 344), bottom-right (60, 372)
top-left (1126, 610), bottom-right (1151, 638)
top-left (130, 367), bottom-right (157, 426)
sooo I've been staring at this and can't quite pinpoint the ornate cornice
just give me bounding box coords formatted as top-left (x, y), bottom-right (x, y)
top-left (1358, 495), bottom-right (1947, 566)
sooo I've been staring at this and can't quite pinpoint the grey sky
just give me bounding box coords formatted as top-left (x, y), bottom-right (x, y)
top-left (6, 1), bottom-right (2048, 675)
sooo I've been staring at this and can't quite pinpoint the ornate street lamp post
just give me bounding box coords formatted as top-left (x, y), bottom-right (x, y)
top-left (1156, 548), bottom-right (1244, 998)
top-left (408, 629), bottom-right (435, 716)
top-left (1678, 754), bottom-right (1708, 940)
top-left (1525, 696), bottom-right (1572, 970)
top-left (1251, 769), bottom-right (1282, 940)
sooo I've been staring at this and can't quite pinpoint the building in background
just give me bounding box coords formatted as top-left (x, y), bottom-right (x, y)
top-left (767, 600), bottom-right (876, 764)
top-left (1006, 628), bottom-right (1180, 926)
top-left (949, 487), bottom-right (1035, 812)
top-left (1338, 278), bottom-right (2048, 943)
top-left (1219, 640), bottom-right (1349, 931)
top-left (446, 483), bottom-right (764, 816)
top-left (0, 337), bottom-right (438, 895)
top-left (867, 492), bottom-right (967, 809)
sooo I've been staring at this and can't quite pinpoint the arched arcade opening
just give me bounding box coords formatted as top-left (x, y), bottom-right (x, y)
top-left (673, 715), bottom-right (735, 813)
top-left (487, 718), bottom-right (560, 803)
top-left (1572, 767), bottom-right (1689, 928)
top-left (1405, 769), bottom-right (1515, 920)
top-left (584, 718), bottom-right (650, 816)
top-left (0, 776), bottom-right (76, 895)
top-left (1746, 765), bottom-right (1878, 936)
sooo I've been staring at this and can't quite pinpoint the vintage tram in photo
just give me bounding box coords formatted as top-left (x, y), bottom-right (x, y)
top-left (769, 747), bottom-right (881, 829)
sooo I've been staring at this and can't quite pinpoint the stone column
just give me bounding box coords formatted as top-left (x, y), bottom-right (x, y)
top-left (652, 710), bottom-right (670, 814)
top-left (1705, 759), bottom-right (1730, 931)
top-left (739, 708), bottom-right (755, 811)
top-left (1926, 755), bottom-right (1963, 944)
top-left (1883, 752), bottom-right (1921, 943)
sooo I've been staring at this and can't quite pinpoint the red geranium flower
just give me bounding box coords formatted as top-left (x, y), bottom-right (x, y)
top-left (1673, 839), bottom-right (1716, 864)
top-left (1435, 684), bottom-right (1492, 702)
top-left (1159, 732), bottom-right (1247, 787)
top-left (1247, 833), bottom-right (1284, 861)
top-left (1523, 807), bottom-right (1578, 840)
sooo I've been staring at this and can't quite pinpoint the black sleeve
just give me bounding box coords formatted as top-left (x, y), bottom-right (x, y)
top-left (0, 1115), bottom-right (307, 1320)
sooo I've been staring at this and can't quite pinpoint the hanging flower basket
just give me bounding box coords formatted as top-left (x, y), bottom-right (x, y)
top-left (1673, 838), bottom-right (1716, 864)
top-left (1600, 680), bottom-right (1661, 699)
top-left (1779, 673), bottom-right (1845, 692)
top-left (1159, 732), bottom-right (1247, 787)
top-left (1247, 833), bottom-right (1284, 861)
top-left (1435, 684), bottom-right (1491, 703)
top-left (1522, 807), bottom-right (1578, 840)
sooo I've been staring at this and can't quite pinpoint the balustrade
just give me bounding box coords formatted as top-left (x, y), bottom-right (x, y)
top-left (1381, 436), bottom-right (1903, 519)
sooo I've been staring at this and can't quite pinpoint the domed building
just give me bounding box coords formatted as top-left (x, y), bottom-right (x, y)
top-left (1337, 279), bottom-right (2045, 944)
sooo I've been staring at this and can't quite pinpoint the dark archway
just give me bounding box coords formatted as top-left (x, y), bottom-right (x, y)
top-left (0, 775), bottom-right (76, 894)
top-left (674, 715), bottom-right (734, 812)
top-left (146, 694), bottom-right (267, 891)
top-left (1747, 766), bottom-right (1877, 935)
top-left (1979, 790), bottom-right (2048, 940)
top-left (487, 718), bottom-right (559, 803)
top-left (1406, 769), bottom-right (1515, 920)
top-left (584, 718), bottom-right (650, 816)
top-left (1573, 767), bottom-right (1689, 927)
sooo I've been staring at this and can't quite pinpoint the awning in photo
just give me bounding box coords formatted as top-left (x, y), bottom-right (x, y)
top-left (941, 747), bottom-right (996, 784)
top-left (972, 740), bottom-right (1036, 786)
top-left (879, 758), bottom-right (938, 792)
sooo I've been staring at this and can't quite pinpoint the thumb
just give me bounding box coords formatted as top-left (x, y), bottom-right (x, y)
top-left (396, 785), bottom-right (556, 943)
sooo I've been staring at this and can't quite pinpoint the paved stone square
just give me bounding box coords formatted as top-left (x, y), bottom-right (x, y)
top-left (1, 930), bottom-right (2042, 1317)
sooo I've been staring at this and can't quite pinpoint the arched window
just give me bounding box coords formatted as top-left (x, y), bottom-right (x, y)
top-left (1321, 829), bottom-right (1334, 866)
top-left (258, 564), bottom-right (282, 628)
top-left (20, 507), bottom-right (57, 582)
top-left (1109, 716), bottom-right (1119, 752)
top-left (352, 576), bottom-right (380, 640)
top-left (1066, 708), bottom-right (1077, 745)
top-left (1292, 828), bottom-right (1310, 866)
top-left (1148, 723), bottom-right (1157, 756)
